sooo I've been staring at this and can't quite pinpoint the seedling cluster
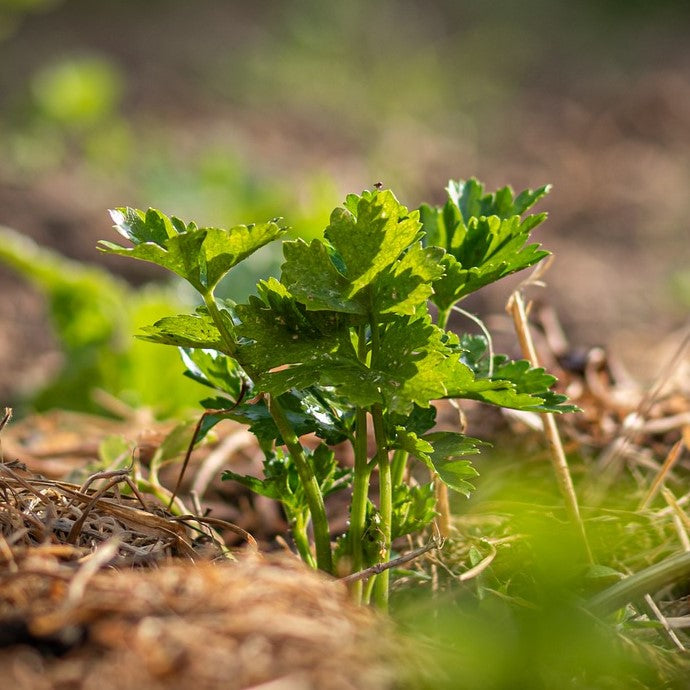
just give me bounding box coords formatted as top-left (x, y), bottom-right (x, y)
top-left (100, 179), bottom-right (576, 607)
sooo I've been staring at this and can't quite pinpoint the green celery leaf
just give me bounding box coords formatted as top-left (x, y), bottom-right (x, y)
top-left (281, 238), bottom-right (364, 314)
top-left (281, 190), bottom-right (440, 321)
top-left (296, 387), bottom-right (355, 444)
top-left (531, 390), bottom-right (579, 413)
top-left (109, 207), bottom-right (181, 246)
top-left (154, 418), bottom-right (201, 464)
top-left (451, 384), bottom-right (559, 412)
top-left (377, 316), bottom-right (509, 415)
top-left (223, 449), bottom-right (296, 505)
top-left (223, 444), bottom-right (350, 512)
top-left (430, 220), bottom-right (550, 309)
top-left (285, 316), bottom-right (501, 416)
top-left (456, 335), bottom-right (577, 411)
top-left (262, 358), bottom-right (384, 408)
top-left (392, 482), bottom-right (437, 539)
top-left (311, 443), bottom-right (352, 497)
top-left (391, 427), bottom-right (435, 462)
top-left (449, 335), bottom-right (579, 412)
top-left (439, 346), bottom-right (579, 413)
top-left (102, 207), bottom-right (285, 293)
top-left (180, 348), bottom-right (245, 400)
top-left (285, 316), bottom-right (452, 415)
top-left (235, 278), bottom-right (354, 394)
top-left (138, 309), bottom-right (225, 349)
top-left (373, 243), bottom-right (445, 317)
top-left (239, 297), bottom-right (574, 415)
top-left (447, 178), bottom-right (550, 221)
top-left (223, 449), bottom-right (310, 519)
top-left (377, 316), bottom-right (449, 414)
top-left (199, 222), bottom-right (286, 291)
top-left (220, 469), bottom-right (281, 500)
top-left (386, 404), bottom-right (437, 437)
top-left (440, 359), bottom-right (554, 412)
top-left (457, 333), bottom-right (492, 376)
top-left (420, 179), bottom-right (551, 309)
top-left (261, 450), bottom-right (303, 510)
top-left (395, 429), bottom-right (483, 497)
top-left (491, 356), bottom-right (557, 394)
top-left (213, 388), bottom-right (351, 446)
top-left (488, 356), bottom-right (580, 413)
top-left (325, 189), bottom-right (422, 297)
top-left (423, 431), bottom-right (483, 497)
top-left (423, 431), bottom-right (485, 460)
top-left (418, 199), bottom-right (459, 249)
top-left (428, 254), bottom-right (465, 313)
top-left (100, 228), bottom-right (207, 292)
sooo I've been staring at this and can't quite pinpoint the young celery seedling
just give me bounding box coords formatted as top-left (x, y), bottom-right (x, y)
top-left (99, 180), bottom-right (577, 608)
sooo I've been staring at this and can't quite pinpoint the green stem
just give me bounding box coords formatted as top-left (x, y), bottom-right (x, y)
top-left (368, 319), bottom-right (392, 609)
top-left (372, 403), bottom-right (392, 610)
top-left (146, 452), bottom-right (186, 514)
top-left (135, 451), bottom-right (187, 516)
top-left (436, 306), bottom-right (450, 330)
top-left (350, 407), bottom-right (371, 604)
top-left (349, 325), bottom-right (372, 603)
top-left (362, 574), bottom-right (376, 605)
top-left (202, 290), bottom-right (236, 356)
top-left (290, 512), bottom-right (316, 569)
top-left (391, 448), bottom-right (409, 487)
top-left (136, 477), bottom-right (186, 515)
top-left (268, 394), bottom-right (333, 574)
top-left (431, 305), bottom-right (453, 537)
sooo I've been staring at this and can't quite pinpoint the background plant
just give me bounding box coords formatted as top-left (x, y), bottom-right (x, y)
top-left (100, 179), bottom-right (577, 608)
top-left (0, 225), bottom-right (201, 416)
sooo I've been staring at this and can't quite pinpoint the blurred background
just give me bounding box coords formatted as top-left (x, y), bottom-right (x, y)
top-left (1, 0), bottom-right (689, 411)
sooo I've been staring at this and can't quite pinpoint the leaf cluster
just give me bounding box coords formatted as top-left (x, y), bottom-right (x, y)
top-left (99, 178), bottom-right (575, 590)
top-left (420, 178), bottom-right (551, 311)
top-left (102, 207), bottom-right (286, 295)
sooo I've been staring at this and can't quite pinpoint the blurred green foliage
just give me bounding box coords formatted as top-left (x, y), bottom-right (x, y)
top-left (5, 0), bottom-right (689, 203)
top-left (670, 270), bottom-right (690, 309)
top-left (0, 226), bottom-right (204, 416)
top-left (402, 566), bottom-right (682, 689)
top-left (0, 0), bottom-right (59, 41)
top-left (6, 50), bottom-right (130, 173)
top-left (31, 56), bottom-right (123, 128)
top-left (394, 450), bottom-right (690, 689)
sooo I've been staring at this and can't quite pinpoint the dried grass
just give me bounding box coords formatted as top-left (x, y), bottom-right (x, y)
top-left (0, 556), bottom-right (397, 690)
top-left (0, 463), bottom-right (400, 690)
